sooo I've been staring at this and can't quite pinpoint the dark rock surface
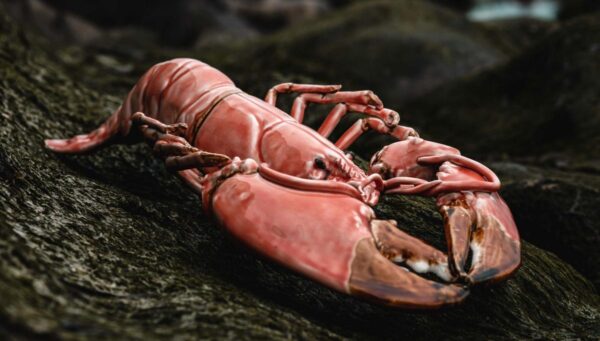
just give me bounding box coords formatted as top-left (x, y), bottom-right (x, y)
top-left (0, 2), bottom-right (599, 340)
top-left (493, 162), bottom-right (600, 289)
top-left (400, 13), bottom-right (600, 166)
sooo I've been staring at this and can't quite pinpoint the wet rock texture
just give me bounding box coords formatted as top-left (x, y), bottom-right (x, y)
top-left (0, 1), bottom-right (599, 340)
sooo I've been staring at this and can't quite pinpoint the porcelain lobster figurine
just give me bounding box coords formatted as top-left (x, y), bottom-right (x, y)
top-left (45, 58), bottom-right (520, 308)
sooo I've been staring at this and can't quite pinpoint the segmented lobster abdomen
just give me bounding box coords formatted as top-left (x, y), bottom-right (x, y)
top-left (45, 59), bottom-right (238, 154)
top-left (119, 58), bottom-right (237, 134)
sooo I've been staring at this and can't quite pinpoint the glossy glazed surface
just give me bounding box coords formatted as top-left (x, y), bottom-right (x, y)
top-left (45, 58), bottom-right (521, 308)
top-left (370, 137), bottom-right (521, 283)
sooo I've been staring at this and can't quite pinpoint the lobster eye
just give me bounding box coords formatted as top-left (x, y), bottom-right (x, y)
top-left (314, 157), bottom-right (327, 170)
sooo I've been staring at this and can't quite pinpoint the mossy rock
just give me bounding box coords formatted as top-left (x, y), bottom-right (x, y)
top-left (493, 162), bottom-right (600, 289)
top-left (0, 4), bottom-right (598, 340)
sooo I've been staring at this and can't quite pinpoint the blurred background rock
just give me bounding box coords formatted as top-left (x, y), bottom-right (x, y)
top-left (6, 0), bottom-right (594, 47)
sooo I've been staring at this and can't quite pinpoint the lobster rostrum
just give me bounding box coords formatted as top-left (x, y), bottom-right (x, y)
top-left (45, 58), bottom-right (520, 308)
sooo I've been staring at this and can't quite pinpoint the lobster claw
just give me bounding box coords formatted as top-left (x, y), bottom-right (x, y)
top-left (353, 219), bottom-right (466, 308)
top-left (435, 174), bottom-right (521, 284)
top-left (370, 138), bottom-right (521, 285)
top-left (203, 160), bottom-right (467, 308)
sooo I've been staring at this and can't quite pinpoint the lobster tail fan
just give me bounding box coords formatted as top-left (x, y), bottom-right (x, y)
top-left (45, 108), bottom-right (124, 154)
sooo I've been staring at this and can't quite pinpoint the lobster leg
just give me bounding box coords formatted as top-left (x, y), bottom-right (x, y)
top-left (132, 112), bottom-right (188, 136)
top-left (264, 82), bottom-right (386, 121)
top-left (315, 104), bottom-right (399, 138)
top-left (335, 117), bottom-right (418, 150)
top-left (289, 91), bottom-right (383, 123)
top-left (133, 112), bottom-right (230, 168)
top-left (132, 112), bottom-right (230, 193)
top-left (264, 82), bottom-right (341, 106)
top-left (150, 134), bottom-right (227, 192)
top-left (264, 83), bottom-right (410, 145)
top-left (177, 169), bottom-right (205, 194)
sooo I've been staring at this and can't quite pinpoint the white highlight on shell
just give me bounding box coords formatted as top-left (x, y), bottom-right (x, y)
top-left (408, 260), bottom-right (429, 273)
top-left (406, 259), bottom-right (453, 282)
top-left (470, 240), bottom-right (483, 268)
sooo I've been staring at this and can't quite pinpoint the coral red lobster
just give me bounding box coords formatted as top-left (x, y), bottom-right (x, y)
top-left (45, 58), bottom-right (520, 308)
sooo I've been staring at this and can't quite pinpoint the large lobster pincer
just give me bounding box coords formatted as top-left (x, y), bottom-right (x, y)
top-left (370, 137), bottom-right (521, 284)
top-left (126, 118), bottom-right (467, 308)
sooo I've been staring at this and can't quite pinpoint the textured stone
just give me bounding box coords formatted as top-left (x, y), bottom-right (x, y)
top-left (399, 13), bottom-right (600, 167)
top-left (0, 4), bottom-right (598, 340)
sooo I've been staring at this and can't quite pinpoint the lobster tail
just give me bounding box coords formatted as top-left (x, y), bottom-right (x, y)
top-left (45, 108), bottom-right (125, 154)
top-left (45, 58), bottom-right (238, 155)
